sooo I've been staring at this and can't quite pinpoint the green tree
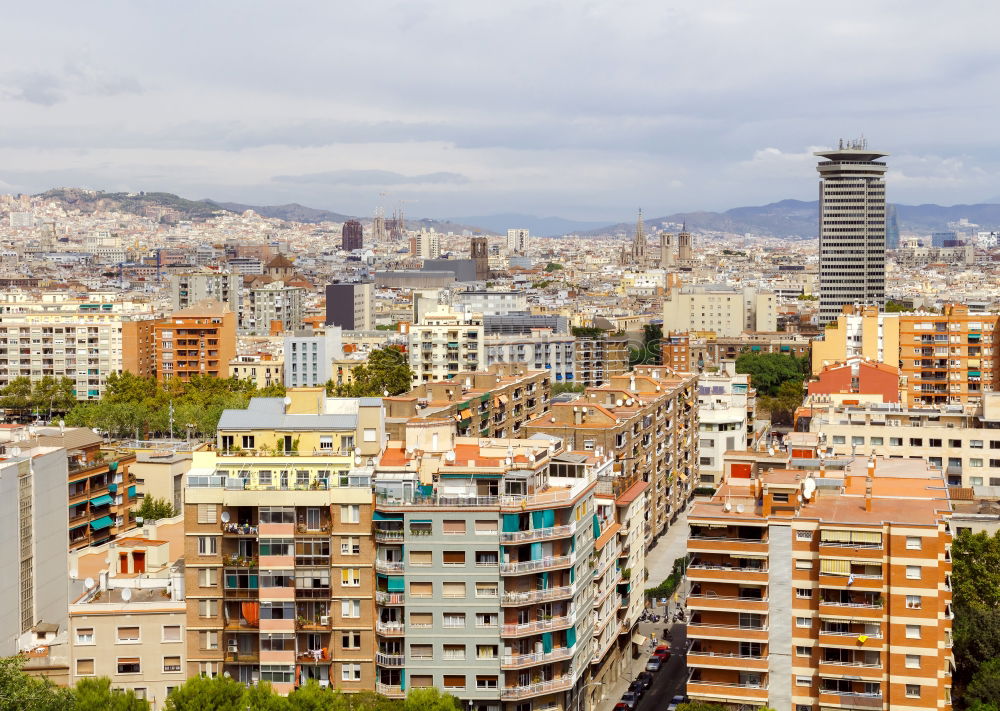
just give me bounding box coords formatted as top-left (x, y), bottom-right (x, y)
top-left (31, 376), bottom-right (77, 417)
top-left (966, 657), bottom-right (1000, 707)
top-left (951, 530), bottom-right (1000, 699)
top-left (551, 382), bottom-right (585, 396)
top-left (403, 687), bottom-right (462, 711)
top-left (0, 655), bottom-right (75, 711)
top-left (544, 262), bottom-right (563, 272)
top-left (332, 348), bottom-right (412, 397)
top-left (74, 677), bottom-right (149, 711)
top-left (243, 682), bottom-right (289, 711)
top-left (163, 674), bottom-right (249, 711)
top-left (286, 680), bottom-right (346, 711)
top-left (734, 352), bottom-right (808, 397)
top-left (629, 324), bottom-right (663, 366)
top-left (677, 703), bottom-right (730, 711)
top-left (136, 496), bottom-right (176, 522)
top-left (884, 299), bottom-right (908, 312)
top-left (0, 376), bottom-right (35, 419)
top-left (758, 378), bottom-right (805, 426)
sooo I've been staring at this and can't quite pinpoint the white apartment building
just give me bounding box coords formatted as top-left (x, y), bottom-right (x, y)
top-left (284, 328), bottom-right (345, 388)
top-left (696, 370), bottom-right (752, 484)
top-left (663, 284), bottom-right (776, 337)
top-left (483, 330), bottom-right (576, 384)
top-left (228, 354), bottom-right (284, 389)
top-left (246, 281), bottom-right (305, 335)
top-left (506, 228), bottom-right (529, 254)
top-left (414, 228), bottom-right (441, 259)
top-left (408, 306), bottom-right (483, 382)
top-left (169, 271), bottom-right (242, 315)
top-left (453, 289), bottom-right (528, 316)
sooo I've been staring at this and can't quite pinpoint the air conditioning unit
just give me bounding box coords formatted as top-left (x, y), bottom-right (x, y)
top-left (320, 615), bottom-right (330, 626)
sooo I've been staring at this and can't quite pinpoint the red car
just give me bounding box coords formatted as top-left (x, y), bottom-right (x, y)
top-left (613, 704), bottom-right (630, 711)
top-left (654, 644), bottom-right (671, 659)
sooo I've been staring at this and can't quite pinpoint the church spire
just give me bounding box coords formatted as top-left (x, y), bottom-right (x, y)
top-left (636, 208), bottom-right (645, 241)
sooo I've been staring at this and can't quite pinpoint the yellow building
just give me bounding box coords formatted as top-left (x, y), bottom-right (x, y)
top-left (811, 305), bottom-right (900, 375)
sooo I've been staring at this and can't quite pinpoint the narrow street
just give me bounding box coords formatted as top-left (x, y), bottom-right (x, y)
top-left (595, 506), bottom-right (689, 710)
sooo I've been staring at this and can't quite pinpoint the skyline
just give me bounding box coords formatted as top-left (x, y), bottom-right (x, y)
top-left (2, 1), bottom-right (1000, 221)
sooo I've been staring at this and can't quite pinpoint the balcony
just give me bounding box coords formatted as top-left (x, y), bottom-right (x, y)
top-left (818, 660), bottom-right (882, 679)
top-left (687, 651), bottom-right (769, 672)
top-left (687, 678), bottom-right (769, 703)
top-left (375, 559), bottom-right (404, 574)
top-left (375, 591), bottom-right (404, 605)
top-left (818, 573), bottom-right (883, 590)
top-left (818, 691), bottom-right (882, 709)
top-left (375, 621), bottom-right (404, 636)
top-left (685, 536), bottom-right (769, 555)
top-left (818, 600), bottom-right (884, 620)
top-left (687, 595), bottom-right (768, 614)
top-left (501, 646), bottom-right (574, 669)
top-left (687, 563), bottom-right (768, 584)
top-left (501, 554), bottom-right (574, 576)
top-left (500, 522), bottom-right (575, 544)
top-left (686, 623), bottom-right (768, 642)
top-left (500, 675), bottom-right (573, 700)
top-left (501, 585), bottom-right (574, 606)
top-left (376, 683), bottom-right (404, 698)
top-left (818, 630), bottom-right (883, 650)
top-left (501, 613), bottom-right (574, 637)
top-left (375, 652), bottom-right (405, 667)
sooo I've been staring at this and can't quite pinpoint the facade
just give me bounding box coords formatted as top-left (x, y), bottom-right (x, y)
top-left (383, 363), bottom-right (551, 441)
top-left (372, 429), bottom-right (596, 710)
top-left (662, 331), bottom-right (691, 372)
top-left (154, 299), bottom-right (238, 382)
top-left (342, 220), bottom-right (364, 252)
top-left (817, 140), bottom-right (888, 322)
top-left (67, 447), bottom-right (138, 550)
top-left (185, 391), bottom-right (385, 691)
top-left (696, 371), bottom-right (753, 485)
top-left (573, 332), bottom-right (629, 387)
top-left (806, 357), bottom-right (900, 404)
top-left (326, 282), bottom-right (375, 332)
top-left (247, 282), bottom-right (305, 336)
top-left (686, 450), bottom-right (952, 710)
top-left (408, 307), bottom-right (483, 383)
top-left (663, 285), bottom-right (777, 337)
top-left (454, 290), bottom-right (528, 317)
top-left (0, 447), bottom-right (69, 657)
top-left (413, 229), bottom-right (441, 260)
top-left (169, 271), bottom-right (242, 316)
top-left (0, 295), bottom-right (160, 399)
top-left (471, 236), bottom-right (490, 281)
top-left (506, 228), bottom-right (529, 255)
top-left (229, 354), bottom-right (284, 389)
top-left (691, 332), bottom-right (812, 371)
top-left (484, 331), bottom-right (576, 384)
top-left (524, 366), bottom-right (699, 547)
top-left (284, 329), bottom-right (345, 388)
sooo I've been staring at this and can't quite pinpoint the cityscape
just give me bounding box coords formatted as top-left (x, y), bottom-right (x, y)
top-left (1, 3), bottom-right (998, 711)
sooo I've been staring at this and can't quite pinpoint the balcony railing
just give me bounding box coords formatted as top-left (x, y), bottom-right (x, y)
top-left (500, 674), bottom-right (573, 699)
top-left (819, 600), bottom-right (883, 609)
top-left (500, 522), bottom-right (575, 543)
top-left (688, 563), bottom-right (768, 574)
top-left (375, 621), bottom-right (404, 635)
top-left (375, 560), bottom-right (404, 573)
top-left (375, 652), bottom-right (405, 666)
top-left (501, 646), bottom-right (574, 668)
top-left (501, 554), bottom-right (574, 575)
top-left (501, 613), bottom-right (573, 636)
top-left (375, 591), bottom-right (404, 605)
top-left (375, 683), bottom-right (404, 698)
top-left (501, 585), bottom-right (574, 605)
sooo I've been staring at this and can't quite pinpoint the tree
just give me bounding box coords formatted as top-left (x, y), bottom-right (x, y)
top-left (402, 688), bottom-right (462, 711)
top-left (31, 376), bottom-right (77, 417)
top-left (286, 681), bottom-right (346, 711)
top-left (136, 496), bottom-right (176, 522)
top-left (163, 674), bottom-right (248, 711)
top-left (734, 352), bottom-right (808, 397)
top-left (951, 530), bottom-right (1000, 699)
top-left (551, 382), bottom-right (585, 396)
top-left (243, 682), bottom-right (289, 711)
top-left (0, 376), bottom-right (35, 419)
top-left (676, 703), bottom-right (729, 711)
top-left (544, 262), bottom-right (563, 272)
top-left (332, 348), bottom-right (412, 397)
top-left (966, 658), bottom-right (1000, 707)
top-left (629, 324), bottom-right (663, 366)
top-left (74, 677), bottom-right (149, 711)
top-left (758, 378), bottom-right (806, 426)
top-left (0, 656), bottom-right (75, 711)
top-left (884, 299), bottom-right (908, 312)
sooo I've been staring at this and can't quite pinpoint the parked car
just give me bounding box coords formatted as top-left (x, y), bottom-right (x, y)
top-left (619, 691), bottom-right (640, 709)
top-left (666, 695), bottom-right (686, 711)
top-left (628, 679), bottom-right (645, 697)
top-left (645, 656), bottom-right (663, 672)
top-left (654, 644), bottom-right (670, 656)
top-left (636, 671), bottom-right (654, 689)
top-left (613, 704), bottom-right (629, 711)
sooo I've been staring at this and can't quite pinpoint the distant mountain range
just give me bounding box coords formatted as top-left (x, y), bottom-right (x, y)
top-left (33, 188), bottom-right (1000, 238)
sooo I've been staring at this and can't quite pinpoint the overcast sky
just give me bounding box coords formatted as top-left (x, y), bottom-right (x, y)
top-left (1, 1), bottom-right (998, 221)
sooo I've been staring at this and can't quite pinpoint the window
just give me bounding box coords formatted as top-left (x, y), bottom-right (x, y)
top-left (797, 706), bottom-right (812, 711)
top-left (443, 519), bottom-right (467, 535)
top-left (341, 664), bottom-right (361, 682)
top-left (443, 675), bottom-right (465, 690)
top-left (796, 617), bottom-right (811, 628)
top-left (773, 493), bottom-right (789, 503)
top-left (198, 568), bottom-right (217, 587)
top-left (341, 599), bottom-right (361, 618)
top-left (163, 656), bottom-right (182, 672)
top-left (906, 595), bottom-right (922, 609)
top-left (476, 675), bottom-right (498, 690)
top-left (476, 644), bottom-right (497, 659)
top-left (259, 507), bottom-right (294, 524)
top-left (340, 568), bottom-right (360, 587)
top-left (795, 559), bottom-right (813, 569)
top-left (76, 659), bottom-right (95, 676)
top-left (363, 428), bottom-right (377, 442)
top-left (241, 435), bottom-right (255, 449)
top-left (410, 675), bottom-right (433, 689)
top-left (870, 436), bottom-right (884, 446)
top-left (970, 457), bottom-right (984, 467)
top-left (905, 654), bottom-right (921, 669)
top-left (117, 626), bottom-right (140, 643)
top-left (443, 551), bottom-right (466, 566)
top-left (906, 536), bottom-right (922, 550)
top-left (796, 530), bottom-right (813, 540)
top-left (476, 582), bottom-right (499, 598)
top-left (162, 625), bottom-right (181, 642)
top-left (76, 628), bottom-right (94, 645)
top-left (410, 612), bottom-right (433, 627)
top-left (199, 631), bottom-right (219, 650)
top-left (832, 435), bottom-right (846, 445)
top-left (342, 631), bottom-right (361, 649)
top-left (906, 565), bottom-right (921, 580)
top-left (795, 646), bottom-right (810, 657)
top-left (410, 581), bottom-right (433, 598)
top-left (259, 538), bottom-right (293, 556)
top-left (909, 438), bottom-right (923, 447)
top-left (117, 658), bottom-right (141, 674)
top-left (851, 436), bottom-right (864, 446)
top-left (443, 644), bottom-right (466, 660)
top-left (319, 435), bottom-right (333, 450)
top-left (133, 689), bottom-right (147, 700)
top-left (198, 599), bottom-right (218, 618)
top-left (972, 440), bottom-right (984, 449)
top-left (409, 550), bottom-right (432, 566)
top-left (890, 437), bottom-right (903, 446)
top-left (475, 551), bottom-right (499, 566)
top-left (340, 505), bottom-right (360, 524)
top-left (474, 519), bottom-right (497, 534)
top-left (197, 536), bottom-right (217, 556)
top-left (795, 588), bottom-right (812, 598)
top-left (476, 612), bottom-right (497, 627)
top-left (796, 675), bottom-right (811, 686)
top-left (905, 684), bottom-right (920, 698)
top-left (929, 438), bottom-right (942, 448)
top-left (197, 504), bottom-right (217, 524)
top-left (341, 536), bottom-right (360, 555)
top-left (906, 624), bottom-right (921, 639)
top-left (443, 582), bottom-right (466, 598)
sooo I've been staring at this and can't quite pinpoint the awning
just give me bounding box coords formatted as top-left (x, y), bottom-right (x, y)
top-left (677, 472), bottom-right (688, 482)
top-left (409, 519), bottom-right (432, 524)
top-left (498, 395), bottom-right (509, 405)
top-left (69, 522), bottom-right (88, 531)
top-left (373, 512), bottom-right (403, 521)
top-left (820, 559), bottom-right (851, 575)
top-left (731, 552), bottom-right (768, 559)
top-left (127, 485), bottom-right (136, 498)
top-left (387, 576), bottom-right (405, 593)
top-left (90, 516), bottom-right (114, 531)
top-left (631, 633), bottom-right (647, 646)
top-left (89, 494), bottom-right (113, 506)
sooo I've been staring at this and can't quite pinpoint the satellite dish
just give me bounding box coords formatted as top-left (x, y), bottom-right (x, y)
top-left (616, 399), bottom-right (624, 407)
top-left (767, 446), bottom-right (774, 456)
top-left (220, 511), bottom-right (231, 523)
top-left (69, 569), bottom-right (78, 580)
top-left (121, 588), bottom-right (132, 602)
top-left (354, 456), bottom-right (362, 465)
top-left (283, 396), bottom-right (292, 406)
top-left (9, 447), bottom-right (19, 457)
top-left (736, 504), bottom-right (744, 513)
top-left (136, 516), bottom-right (144, 525)
top-left (723, 502), bottom-right (732, 512)
top-left (84, 577), bottom-right (95, 590)
top-left (803, 477), bottom-right (817, 501)
top-left (383, 390), bottom-right (389, 397)
top-left (797, 493), bottom-right (804, 503)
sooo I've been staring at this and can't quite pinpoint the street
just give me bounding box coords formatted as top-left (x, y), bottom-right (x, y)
top-left (595, 506), bottom-right (689, 711)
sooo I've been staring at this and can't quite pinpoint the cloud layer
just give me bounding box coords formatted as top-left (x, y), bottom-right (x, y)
top-left (0, 1), bottom-right (999, 220)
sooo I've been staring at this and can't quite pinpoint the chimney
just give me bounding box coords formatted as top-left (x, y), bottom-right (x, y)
top-left (865, 478), bottom-right (873, 512)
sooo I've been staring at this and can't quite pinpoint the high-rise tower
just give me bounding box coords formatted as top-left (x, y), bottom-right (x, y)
top-left (816, 139), bottom-right (888, 323)
top-left (471, 236), bottom-right (490, 280)
top-left (341, 219), bottom-right (363, 251)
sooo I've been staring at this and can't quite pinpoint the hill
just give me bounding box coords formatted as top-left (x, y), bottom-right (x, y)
top-left (37, 188), bottom-right (225, 221)
top-left (445, 213), bottom-right (610, 237)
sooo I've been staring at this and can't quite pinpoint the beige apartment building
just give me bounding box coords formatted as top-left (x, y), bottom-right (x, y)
top-left (663, 284), bottom-right (777, 338)
top-left (524, 366), bottom-right (698, 547)
top-left (229, 353), bottom-right (284, 389)
top-left (687, 448), bottom-right (953, 710)
top-left (408, 306), bottom-right (483, 383)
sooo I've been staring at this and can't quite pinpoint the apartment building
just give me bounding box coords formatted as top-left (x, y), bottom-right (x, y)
top-left (686, 450), bottom-right (952, 710)
top-left (246, 281), bottom-right (305, 336)
top-left (63, 439), bottom-right (138, 550)
top-left (326, 282), bottom-right (375, 332)
top-left (802, 392), bottom-right (1000, 488)
top-left (169, 270), bottom-right (242, 316)
top-left (663, 284), bottom-right (777, 337)
top-left (807, 357), bottom-right (900, 404)
top-left (372, 425), bottom-right (596, 711)
top-left (184, 391), bottom-right (385, 691)
top-left (696, 370), bottom-right (756, 485)
top-left (383, 363), bottom-right (550, 441)
top-left (0, 294), bottom-right (160, 399)
top-left (454, 290), bottom-right (528, 316)
top-left (524, 366), bottom-right (699, 546)
top-left (154, 299), bottom-right (237, 382)
top-left (284, 329), bottom-right (345, 388)
top-left (813, 303), bottom-right (1000, 407)
top-left (229, 354), bottom-right (284, 389)
top-left (68, 539), bottom-right (185, 709)
top-left (588, 473), bottom-right (648, 709)
top-left (408, 307), bottom-right (483, 383)
top-left (690, 332), bottom-right (812, 372)
top-left (662, 331), bottom-right (691, 372)
top-left (484, 330), bottom-right (576, 384)
top-left (574, 332), bottom-right (629, 387)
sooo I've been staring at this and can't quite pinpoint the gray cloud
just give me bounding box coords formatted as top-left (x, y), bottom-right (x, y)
top-left (0, 60), bottom-right (142, 105)
top-left (273, 169), bottom-right (469, 186)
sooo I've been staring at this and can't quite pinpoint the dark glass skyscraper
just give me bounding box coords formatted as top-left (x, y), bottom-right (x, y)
top-left (342, 219), bottom-right (363, 251)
